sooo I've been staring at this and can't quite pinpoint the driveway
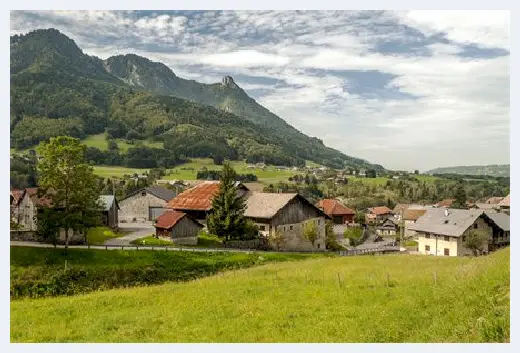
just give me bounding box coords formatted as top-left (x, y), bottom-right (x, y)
top-left (104, 222), bottom-right (155, 246)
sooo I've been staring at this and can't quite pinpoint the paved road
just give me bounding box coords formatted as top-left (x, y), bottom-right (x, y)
top-left (103, 222), bottom-right (155, 246)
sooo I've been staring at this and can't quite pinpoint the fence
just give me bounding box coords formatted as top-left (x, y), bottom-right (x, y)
top-left (339, 246), bottom-right (401, 256)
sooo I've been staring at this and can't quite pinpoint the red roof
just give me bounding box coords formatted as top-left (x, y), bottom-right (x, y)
top-left (166, 181), bottom-right (249, 211)
top-left (166, 182), bottom-right (220, 211)
top-left (369, 206), bottom-right (393, 216)
top-left (316, 199), bottom-right (355, 216)
top-left (154, 210), bottom-right (202, 230)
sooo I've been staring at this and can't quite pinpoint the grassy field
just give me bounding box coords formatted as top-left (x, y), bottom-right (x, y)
top-left (130, 236), bottom-right (172, 246)
top-left (86, 227), bottom-right (126, 245)
top-left (93, 166), bottom-right (149, 178)
top-left (131, 233), bottom-right (224, 248)
top-left (163, 158), bottom-right (300, 183)
top-left (82, 134), bottom-right (163, 152)
top-left (10, 247), bottom-right (329, 300)
top-left (10, 248), bottom-right (509, 342)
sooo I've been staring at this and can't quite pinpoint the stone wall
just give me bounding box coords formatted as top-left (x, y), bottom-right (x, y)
top-left (119, 192), bottom-right (168, 223)
top-left (10, 230), bottom-right (38, 241)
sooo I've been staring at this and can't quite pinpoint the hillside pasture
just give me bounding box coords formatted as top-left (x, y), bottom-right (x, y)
top-left (10, 248), bottom-right (509, 343)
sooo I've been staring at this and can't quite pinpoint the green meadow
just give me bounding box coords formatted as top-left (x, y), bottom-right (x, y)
top-left (10, 247), bottom-right (509, 343)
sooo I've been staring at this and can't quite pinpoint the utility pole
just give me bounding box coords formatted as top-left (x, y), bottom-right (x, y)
top-left (400, 208), bottom-right (404, 244)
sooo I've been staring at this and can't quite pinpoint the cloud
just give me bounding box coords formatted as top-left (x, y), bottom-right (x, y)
top-left (9, 10), bottom-right (510, 171)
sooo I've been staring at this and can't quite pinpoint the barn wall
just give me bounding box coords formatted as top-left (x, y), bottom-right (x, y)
top-left (119, 192), bottom-right (167, 223)
top-left (171, 217), bottom-right (202, 239)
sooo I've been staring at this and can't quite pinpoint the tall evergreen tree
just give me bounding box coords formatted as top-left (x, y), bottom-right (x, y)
top-left (207, 163), bottom-right (247, 241)
top-left (452, 182), bottom-right (467, 209)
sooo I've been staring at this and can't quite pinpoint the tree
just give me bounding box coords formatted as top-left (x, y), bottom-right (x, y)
top-left (303, 220), bottom-right (319, 247)
top-left (107, 139), bottom-right (119, 152)
top-left (213, 155), bottom-right (225, 165)
top-left (452, 182), bottom-right (467, 209)
top-left (37, 136), bottom-right (102, 250)
top-left (414, 170), bottom-right (419, 175)
top-left (207, 163), bottom-right (247, 241)
top-left (269, 227), bottom-right (286, 250)
top-left (366, 169), bottom-right (377, 178)
top-left (344, 227), bottom-right (363, 247)
top-left (35, 208), bottom-right (61, 246)
top-left (465, 228), bottom-right (490, 256)
top-left (325, 220), bottom-right (342, 250)
top-left (354, 211), bottom-right (365, 225)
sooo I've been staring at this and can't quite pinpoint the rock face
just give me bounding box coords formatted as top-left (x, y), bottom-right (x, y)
top-left (221, 75), bottom-right (239, 89)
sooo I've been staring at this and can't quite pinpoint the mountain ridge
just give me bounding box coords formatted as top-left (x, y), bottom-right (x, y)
top-left (10, 28), bottom-right (384, 171)
top-left (426, 164), bottom-right (509, 177)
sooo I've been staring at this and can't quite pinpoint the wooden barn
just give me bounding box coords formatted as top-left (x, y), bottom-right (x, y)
top-left (154, 210), bottom-right (204, 245)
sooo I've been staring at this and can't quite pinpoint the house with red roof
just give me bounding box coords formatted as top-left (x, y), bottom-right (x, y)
top-left (367, 206), bottom-right (393, 224)
top-left (154, 210), bottom-right (203, 245)
top-left (316, 199), bottom-right (355, 224)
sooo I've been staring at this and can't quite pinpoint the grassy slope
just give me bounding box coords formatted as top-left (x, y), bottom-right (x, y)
top-left (86, 227), bottom-right (126, 245)
top-left (82, 134), bottom-right (163, 152)
top-left (11, 248), bottom-right (509, 343)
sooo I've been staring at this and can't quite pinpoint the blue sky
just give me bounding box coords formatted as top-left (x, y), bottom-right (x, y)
top-left (10, 10), bottom-right (510, 171)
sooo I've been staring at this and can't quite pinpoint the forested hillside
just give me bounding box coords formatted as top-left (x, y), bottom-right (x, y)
top-left (10, 28), bottom-right (383, 171)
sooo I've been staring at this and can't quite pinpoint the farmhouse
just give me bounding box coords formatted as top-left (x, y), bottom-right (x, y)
top-left (14, 187), bottom-right (52, 230)
top-left (483, 212), bottom-right (510, 250)
top-left (435, 199), bottom-right (455, 208)
top-left (166, 181), bottom-right (250, 222)
top-left (119, 186), bottom-right (177, 223)
top-left (367, 206), bottom-right (393, 224)
top-left (10, 188), bottom-right (24, 223)
top-left (244, 192), bottom-right (329, 251)
top-left (316, 199), bottom-right (355, 224)
top-left (485, 196), bottom-right (504, 204)
top-left (154, 210), bottom-right (203, 245)
top-left (98, 195), bottom-right (119, 229)
top-left (408, 208), bottom-right (494, 257)
top-left (392, 208), bottom-right (428, 238)
top-left (376, 219), bottom-right (397, 237)
top-left (498, 194), bottom-right (510, 214)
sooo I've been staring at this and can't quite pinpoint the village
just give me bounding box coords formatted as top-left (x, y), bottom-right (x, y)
top-left (10, 159), bottom-right (510, 257)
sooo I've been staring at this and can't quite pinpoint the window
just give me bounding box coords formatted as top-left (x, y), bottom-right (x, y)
top-left (283, 226), bottom-right (286, 231)
top-left (425, 245), bottom-right (430, 251)
top-left (141, 192), bottom-right (146, 196)
top-left (258, 225), bottom-right (266, 231)
top-left (425, 234), bottom-right (431, 239)
top-left (474, 223), bottom-right (478, 229)
top-left (444, 248), bottom-right (450, 256)
top-left (444, 236), bottom-right (450, 242)
top-left (289, 225), bottom-right (293, 230)
top-left (317, 220), bottom-right (321, 225)
top-left (462, 236), bottom-right (466, 242)
top-left (317, 243), bottom-right (321, 249)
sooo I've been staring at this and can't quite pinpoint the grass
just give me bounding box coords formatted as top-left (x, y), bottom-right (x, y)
top-left (130, 236), bottom-right (172, 246)
top-left (10, 248), bottom-right (509, 342)
top-left (10, 246), bottom-right (330, 300)
top-left (93, 165), bottom-right (149, 178)
top-left (86, 227), bottom-right (125, 245)
top-left (82, 134), bottom-right (163, 152)
top-left (162, 158), bottom-right (300, 184)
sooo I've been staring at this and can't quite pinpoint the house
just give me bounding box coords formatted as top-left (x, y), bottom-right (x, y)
top-left (376, 219), bottom-right (397, 237)
top-left (275, 166), bottom-right (287, 170)
top-left (243, 182), bottom-right (265, 192)
top-left (498, 194), bottom-right (510, 214)
top-left (358, 169), bottom-right (366, 177)
top-left (15, 187), bottom-right (52, 230)
top-left (367, 206), bottom-right (393, 224)
top-left (408, 208), bottom-right (493, 257)
top-left (472, 203), bottom-right (500, 211)
top-left (98, 195), bottom-right (119, 229)
top-left (10, 189), bottom-right (24, 223)
top-left (119, 186), bottom-right (177, 223)
top-left (485, 196), bottom-right (504, 204)
top-left (393, 208), bottom-right (428, 238)
top-left (166, 181), bottom-right (250, 223)
top-left (482, 212), bottom-right (510, 250)
top-left (365, 213), bottom-right (377, 226)
top-left (154, 210), bottom-right (203, 245)
top-left (316, 199), bottom-right (355, 224)
top-left (244, 192), bottom-right (329, 251)
top-left (255, 163), bottom-right (267, 169)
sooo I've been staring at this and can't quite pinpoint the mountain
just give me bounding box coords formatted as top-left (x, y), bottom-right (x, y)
top-left (10, 28), bottom-right (384, 171)
top-left (426, 165), bottom-right (510, 177)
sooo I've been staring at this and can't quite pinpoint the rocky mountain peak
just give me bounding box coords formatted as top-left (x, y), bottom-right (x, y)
top-left (221, 75), bottom-right (239, 89)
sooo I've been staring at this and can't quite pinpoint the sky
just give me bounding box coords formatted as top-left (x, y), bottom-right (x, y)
top-left (10, 10), bottom-right (510, 171)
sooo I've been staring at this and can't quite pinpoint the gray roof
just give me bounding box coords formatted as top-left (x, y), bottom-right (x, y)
top-left (484, 212), bottom-right (510, 231)
top-left (98, 195), bottom-right (117, 211)
top-left (408, 208), bottom-right (484, 237)
top-left (244, 192), bottom-right (298, 219)
top-left (244, 192), bottom-right (327, 220)
top-left (474, 203), bottom-right (500, 210)
top-left (121, 186), bottom-right (177, 202)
